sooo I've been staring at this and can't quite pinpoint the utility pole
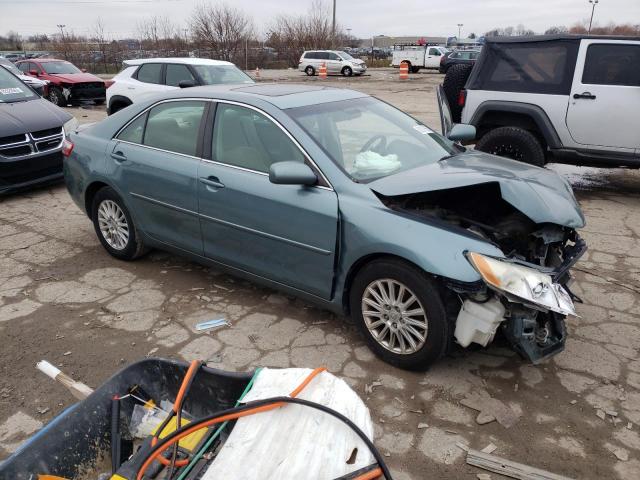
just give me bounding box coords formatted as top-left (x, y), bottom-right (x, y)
top-left (457, 23), bottom-right (464, 39)
top-left (588, 0), bottom-right (599, 34)
top-left (57, 24), bottom-right (67, 60)
top-left (332, 0), bottom-right (337, 46)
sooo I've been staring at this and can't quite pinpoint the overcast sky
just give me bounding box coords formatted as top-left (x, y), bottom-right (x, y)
top-left (1, 0), bottom-right (639, 39)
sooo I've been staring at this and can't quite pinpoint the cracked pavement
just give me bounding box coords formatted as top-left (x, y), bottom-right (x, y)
top-left (1, 69), bottom-right (639, 478)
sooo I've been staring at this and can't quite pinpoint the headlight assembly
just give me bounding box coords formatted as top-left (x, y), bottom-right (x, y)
top-left (466, 252), bottom-right (575, 316)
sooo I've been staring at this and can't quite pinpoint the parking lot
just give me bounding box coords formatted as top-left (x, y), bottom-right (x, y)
top-left (2, 68), bottom-right (640, 479)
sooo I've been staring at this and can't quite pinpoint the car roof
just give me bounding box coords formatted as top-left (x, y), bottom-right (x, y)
top-left (16, 58), bottom-right (67, 63)
top-left (486, 34), bottom-right (640, 43)
top-left (143, 83), bottom-right (369, 109)
top-left (123, 57), bottom-right (233, 66)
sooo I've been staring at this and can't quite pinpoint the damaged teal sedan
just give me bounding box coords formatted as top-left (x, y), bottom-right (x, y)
top-left (63, 84), bottom-right (586, 370)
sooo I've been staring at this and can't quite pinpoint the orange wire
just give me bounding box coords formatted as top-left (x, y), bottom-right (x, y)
top-left (150, 360), bottom-right (201, 468)
top-left (352, 467), bottom-right (383, 480)
top-left (136, 367), bottom-right (327, 480)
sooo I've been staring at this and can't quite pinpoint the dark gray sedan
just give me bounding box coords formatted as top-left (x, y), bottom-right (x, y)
top-left (63, 84), bottom-right (585, 369)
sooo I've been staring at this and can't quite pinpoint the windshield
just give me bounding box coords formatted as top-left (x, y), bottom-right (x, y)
top-left (42, 61), bottom-right (82, 74)
top-left (287, 97), bottom-right (457, 182)
top-left (0, 67), bottom-right (37, 102)
top-left (0, 59), bottom-right (22, 76)
top-left (192, 64), bottom-right (254, 85)
top-left (337, 51), bottom-right (354, 60)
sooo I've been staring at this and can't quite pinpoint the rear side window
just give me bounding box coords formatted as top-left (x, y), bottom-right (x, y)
top-left (136, 63), bottom-right (162, 84)
top-left (304, 52), bottom-right (317, 59)
top-left (144, 101), bottom-right (206, 156)
top-left (165, 64), bottom-right (196, 87)
top-left (18, 62), bottom-right (29, 73)
top-left (582, 44), bottom-right (640, 87)
top-left (467, 40), bottom-right (579, 95)
top-left (117, 114), bottom-right (146, 144)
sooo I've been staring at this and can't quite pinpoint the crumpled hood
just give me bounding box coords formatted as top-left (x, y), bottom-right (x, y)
top-left (0, 98), bottom-right (72, 137)
top-left (48, 72), bottom-right (104, 84)
top-left (369, 151), bottom-right (585, 229)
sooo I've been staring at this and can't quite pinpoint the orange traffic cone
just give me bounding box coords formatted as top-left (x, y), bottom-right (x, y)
top-left (319, 62), bottom-right (327, 79)
top-left (399, 62), bottom-right (409, 80)
top-left (255, 67), bottom-right (260, 79)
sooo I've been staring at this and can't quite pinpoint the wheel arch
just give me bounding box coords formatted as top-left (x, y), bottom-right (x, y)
top-left (107, 95), bottom-right (132, 115)
top-left (84, 180), bottom-right (110, 218)
top-left (341, 253), bottom-right (436, 315)
top-left (469, 101), bottom-right (562, 150)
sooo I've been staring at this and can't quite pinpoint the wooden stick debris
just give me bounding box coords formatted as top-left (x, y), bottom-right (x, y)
top-left (36, 360), bottom-right (94, 400)
top-left (466, 449), bottom-right (574, 480)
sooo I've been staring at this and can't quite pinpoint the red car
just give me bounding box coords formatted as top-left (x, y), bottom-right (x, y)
top-left (15, 59), bottom-right (106, 107)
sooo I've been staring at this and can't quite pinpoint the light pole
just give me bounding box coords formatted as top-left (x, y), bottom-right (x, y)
top-left (588, 0), bottom-right (599, 34)
top-left (457, 23), bottom-right (464, 39)
top-left (332, 0), bottom-right (337, 44)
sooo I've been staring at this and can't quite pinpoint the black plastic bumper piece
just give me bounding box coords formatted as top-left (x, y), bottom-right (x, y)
top-left (502, 309), bottom-right (567, 364)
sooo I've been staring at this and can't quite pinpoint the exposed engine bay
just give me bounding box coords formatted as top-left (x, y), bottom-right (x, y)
top-left (378, 182), bottom-right (587, 363)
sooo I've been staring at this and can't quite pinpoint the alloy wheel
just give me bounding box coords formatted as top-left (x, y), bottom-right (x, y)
top-left (97, 199), bottom-right (129, 250)
top-left (361, 279), bottom-right (428, 355)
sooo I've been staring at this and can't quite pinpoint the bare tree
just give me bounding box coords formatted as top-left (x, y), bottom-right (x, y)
top-left (544, 26), bottom-right (569, 35)
top-left (190, 3), bottom-right (253, 61)
top-left (267, 0), bottom-right (341, 67)
top-left (92, 18), bottom-right (110, 73)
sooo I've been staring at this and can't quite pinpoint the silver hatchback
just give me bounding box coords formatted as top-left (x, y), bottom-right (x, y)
top-left (298, 50), bottom-right (367, 77)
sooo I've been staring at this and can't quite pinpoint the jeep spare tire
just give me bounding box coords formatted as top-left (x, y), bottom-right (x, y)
top-left (475, 127), bottom-right (546, 167)
top-left (442, 63), bottom-right (473, 123)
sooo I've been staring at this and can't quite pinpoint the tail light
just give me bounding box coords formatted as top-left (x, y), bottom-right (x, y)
top-left (457, 89), bottom-right (467, 107)
top-left (61, 138), bottom-right (74, 157)
top-left (440, 56), bottom-right (445, 65)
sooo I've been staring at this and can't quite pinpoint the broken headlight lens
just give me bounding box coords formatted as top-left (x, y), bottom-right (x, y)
top-left (466, 252), bottom-right (576, 316)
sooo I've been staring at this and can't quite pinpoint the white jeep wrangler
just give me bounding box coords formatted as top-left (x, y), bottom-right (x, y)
top-left (441, 35), bottom-right (640, 167)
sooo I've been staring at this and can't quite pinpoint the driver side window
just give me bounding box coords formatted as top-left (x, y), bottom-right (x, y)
top-left (213, 104), bottom-right (306, 174)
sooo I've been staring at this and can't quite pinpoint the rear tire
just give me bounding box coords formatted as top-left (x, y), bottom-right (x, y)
top-left (442, 63), bottom-right (473, 122)
top-left (350, 259), bottom-right (449, 370)
top-left (91, 187), bottom-right (146, 261)
top-left (305, 66), bottom-right (315, 76)
top-left (475, 127), bottom-right (546, 167)
top-left (410, 66), bottom-right (420, 74)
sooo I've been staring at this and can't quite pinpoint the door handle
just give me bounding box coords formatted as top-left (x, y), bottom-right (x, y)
top-left (110, 151), bottom-right (127, 163)
top-left (199, 176), bottom-right (225, 190)
top-left (573, 92), bottom-right (596, 100)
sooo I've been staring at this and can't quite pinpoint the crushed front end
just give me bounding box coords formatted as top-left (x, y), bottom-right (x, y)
top-left (378, 182), bottom-right (587, 363)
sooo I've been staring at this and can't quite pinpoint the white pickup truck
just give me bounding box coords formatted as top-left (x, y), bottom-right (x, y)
top-left (392, 44), bottom-right (450, 73)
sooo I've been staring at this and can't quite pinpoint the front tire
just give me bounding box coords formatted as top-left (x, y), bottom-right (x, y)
top-left (91, 187), bottom-right (146, 261)
top-left (305, 66), bottom-right (315, 76)
top-left (342, 66), bottom-right (353, 77)
top-left (475, 127), bottom-right (546, 167)
top-left (48, 87), bottom-right (65, 107)
top-left (350, 259), bottom-right (449, 370)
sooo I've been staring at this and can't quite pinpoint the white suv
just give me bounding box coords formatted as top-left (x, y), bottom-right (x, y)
top-left (106, 58), bottom-right (254, 115)
top-left (441, 35), bottom-right (640, 167)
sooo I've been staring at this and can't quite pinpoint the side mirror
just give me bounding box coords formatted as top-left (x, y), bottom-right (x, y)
top-left (29, 70), bottom-right (39, 76)
top-left (178, 79), bottom-right (197, 89)
top-left (447, 123), bottom-right (476, 142)
top-left (269, 161), bottom-right (317, 186)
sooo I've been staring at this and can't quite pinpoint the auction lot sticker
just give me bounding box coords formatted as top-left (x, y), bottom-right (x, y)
top-left (0, 87), bottom-right (23, 95)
